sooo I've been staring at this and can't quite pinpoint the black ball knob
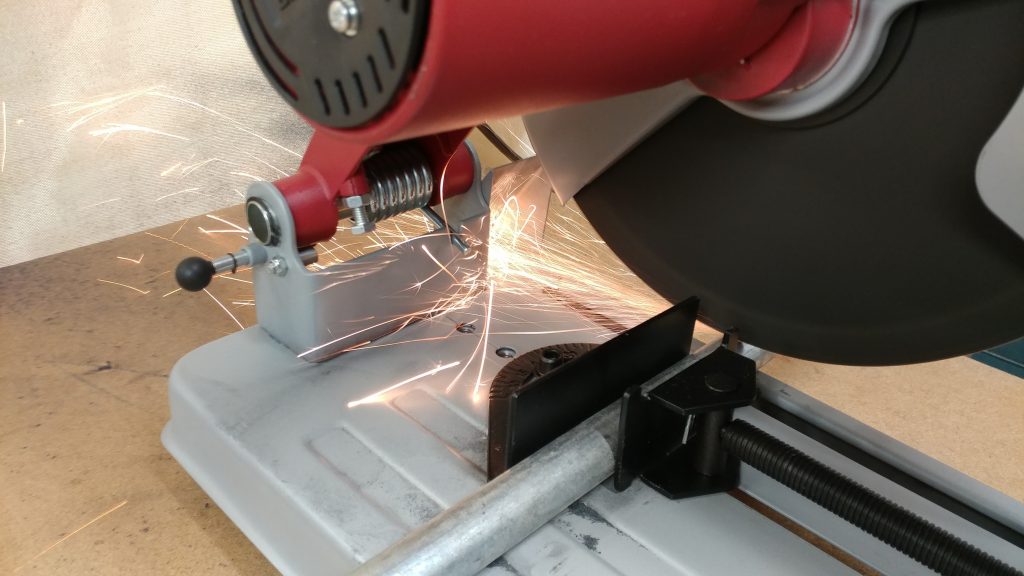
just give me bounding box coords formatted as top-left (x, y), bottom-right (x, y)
top-left (175, 256), bottom-right (216, 292)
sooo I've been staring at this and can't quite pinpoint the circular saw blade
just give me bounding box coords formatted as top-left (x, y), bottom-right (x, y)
top-left (577, 0), bottom-right (1024, 365)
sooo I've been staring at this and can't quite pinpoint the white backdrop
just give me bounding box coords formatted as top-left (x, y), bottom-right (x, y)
top-left (0, 0), bottom-right (311, 267)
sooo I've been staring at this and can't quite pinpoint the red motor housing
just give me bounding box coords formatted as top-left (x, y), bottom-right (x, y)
top-left (234, 0), bottom-right (851, 246)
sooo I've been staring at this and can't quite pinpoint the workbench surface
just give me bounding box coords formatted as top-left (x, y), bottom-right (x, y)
top-left (2, 209), bottom-right (1021, 575)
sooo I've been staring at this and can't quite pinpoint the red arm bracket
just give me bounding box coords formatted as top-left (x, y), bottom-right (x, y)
top-left (274, 127), bottom-right (474, 247)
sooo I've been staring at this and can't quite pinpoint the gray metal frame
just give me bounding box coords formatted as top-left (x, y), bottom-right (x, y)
top-left (247, 153), bottom-right (490, 361)
top-left (164, 305), bottom-right (861, 576)
top-left (166, 155), bottom-right (1023, 575)
top-left (755, 375), bottom-right (1024, 538)
top-left (353, 343), bottom-right (1024, 576)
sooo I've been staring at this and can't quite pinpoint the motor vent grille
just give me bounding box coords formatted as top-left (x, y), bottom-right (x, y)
top-left (233, 0), bottom-right (429, 129)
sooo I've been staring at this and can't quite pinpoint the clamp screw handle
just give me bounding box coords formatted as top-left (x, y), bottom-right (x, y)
top-left (175, 257), bottom-right (216, 292)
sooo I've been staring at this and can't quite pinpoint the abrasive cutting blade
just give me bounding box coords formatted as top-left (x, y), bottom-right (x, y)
top-left (578, 0), bottom-right (1024, 365)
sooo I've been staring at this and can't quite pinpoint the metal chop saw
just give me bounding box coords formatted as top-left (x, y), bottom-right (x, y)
top-left (165, 0), bottom-right (1024, 574)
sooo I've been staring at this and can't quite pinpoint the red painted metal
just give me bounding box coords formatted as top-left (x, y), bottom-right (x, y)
top-left (435, 141), bottom-right (476, 206)
top-left (276, 0), bottom-right (827, 246)
top-left (271, 129), bottom-right (370, 247)
top-left (276, 131), bottom-right (477, 247)
top-left (692, 0), bottom-right (857, 101)
top-left (318, 0), bottom-right (805, 146)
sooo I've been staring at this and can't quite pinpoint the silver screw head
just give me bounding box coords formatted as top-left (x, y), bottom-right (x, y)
top-left (266, 256), bottom-right (288, 276)
top-left (328, 0), bottom-right (360, 37)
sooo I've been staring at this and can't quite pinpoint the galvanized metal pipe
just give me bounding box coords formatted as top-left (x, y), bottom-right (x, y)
top-left (354, 339), bottom-right (771, 576)
top-left (353, 405), bottom-right (619, 576)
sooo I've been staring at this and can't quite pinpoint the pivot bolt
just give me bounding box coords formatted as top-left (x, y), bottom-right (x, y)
top-left (266, 256), bottom-right (288, 277)
top-left (246, 198), bottom-right (279, 246)
top-left (328, 0), bottom-right (360, 37)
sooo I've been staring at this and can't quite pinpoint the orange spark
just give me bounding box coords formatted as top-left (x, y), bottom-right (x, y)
top-left (144, 232), bottom-right (211, 258)
top-left (169, 218), bottom-right (189, 239)
top-left (180, 157), bottom-right (238, 177)
top-left (340, 330), bottom-right (457, 352)
top-left (96, 279), bottom-right (150, 295)
top-left (159, 161), bottom-right (182, 176)
top-left (156, 187), bottom-right (202, 202)
top-left (57, 86), bottom-right (300, 157)
top-left (205, 214), bottom-right (248, 233)
top-left (229, 170), bottom-right (263, 182)
top-left (419, 245), bottom-right (459, 282)
top-left (297, 308), bottom-right (435, 358)
top-left (15, 500), bottom-right (128, 571)
top-left (216, 275), bottom-right (253, 285)
top-left (203, 288), bottom-right (245, 330)
top-left (487, 327), bottom-right (601, 336)
top-left (472, 280), bottom-right (496, 403)
top-left (116, 253), bottom-right (144, 264)
top-left (199, 228), bottom-right (248, 235)
top-left (82, 198), bottom-right (121, 209)
top-left (1, 100), bottom-right (7, 173)
top-left (243, 152), bottom-right (290, 177)
top-left (347, 360), bottom-right (462, 408)
top-left (88, 123), bottom-right (188, 142)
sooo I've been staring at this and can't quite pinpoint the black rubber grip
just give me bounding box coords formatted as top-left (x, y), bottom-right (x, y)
top-left (721, 420), bottom-right (1021, 576)
top-left (175, 256), bottom-right (215, 292)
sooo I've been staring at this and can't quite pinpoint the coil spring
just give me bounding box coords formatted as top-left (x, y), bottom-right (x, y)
top-left (363, 145), bottom-right (434, 223)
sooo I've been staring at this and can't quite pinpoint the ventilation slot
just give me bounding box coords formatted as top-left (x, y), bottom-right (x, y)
top-left (238, 4), bottom-right (296, 99)
top-left (378, 28), bottom-right (396, 69)
top-left (368, 56), bottom-right (383, 93)
top-left (315, 79), bottom-right (331, 115)
top-left (353, 72), bottom-right (368, 107)
top-left (334, 80), bottom-right (351, 115)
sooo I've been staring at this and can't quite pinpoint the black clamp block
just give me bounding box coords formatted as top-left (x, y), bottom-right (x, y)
top-left (487, 297), bottom-right (699, 479)
top-left (614, 343), bottom-right (756, 498)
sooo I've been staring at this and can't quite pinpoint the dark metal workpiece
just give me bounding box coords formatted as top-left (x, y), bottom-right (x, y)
top-left (486, 297), bottom-right (699, 479)
top-left (614, 345), bottom-right (756, 497)
top-left (488, 342), bottom-right (597, 478)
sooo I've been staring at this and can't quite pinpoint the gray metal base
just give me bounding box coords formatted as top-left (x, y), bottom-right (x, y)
top-left (163, 291), bottom-right (857, 576)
